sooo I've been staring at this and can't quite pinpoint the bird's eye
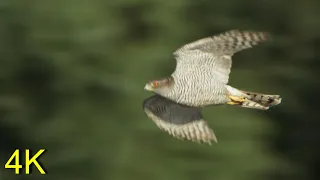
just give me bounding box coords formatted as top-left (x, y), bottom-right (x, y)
top-left (153, 81), bottom-right (159, 87)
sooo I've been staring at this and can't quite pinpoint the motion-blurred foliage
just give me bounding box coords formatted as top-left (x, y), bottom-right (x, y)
top-left (0, 0), bottom-right (319, 180)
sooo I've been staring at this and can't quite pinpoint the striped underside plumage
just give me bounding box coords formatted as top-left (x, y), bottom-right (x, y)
top-left (143, 30), bottom-right (282, 145)
top-left (167, 30), bottom-right (269, 107)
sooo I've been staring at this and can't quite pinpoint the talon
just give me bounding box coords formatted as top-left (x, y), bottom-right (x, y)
top-left (227, 95), bottom-right (248, 105)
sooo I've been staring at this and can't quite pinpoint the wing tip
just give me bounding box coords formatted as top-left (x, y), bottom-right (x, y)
top-left (222, 29), bottom-right (271, 42)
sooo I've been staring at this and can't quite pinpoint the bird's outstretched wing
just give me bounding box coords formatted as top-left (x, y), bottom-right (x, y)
top-left (172, 30), bottom-right (269, 84)
top-left (143, 95), bottom-right (217, 145)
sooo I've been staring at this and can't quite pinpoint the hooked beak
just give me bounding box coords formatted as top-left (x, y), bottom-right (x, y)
top-left (144, 84), bottom-right (153, 91)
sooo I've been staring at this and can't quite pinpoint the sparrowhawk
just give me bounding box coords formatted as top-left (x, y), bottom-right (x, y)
top-left (143, 30), bottom-right (282, 145)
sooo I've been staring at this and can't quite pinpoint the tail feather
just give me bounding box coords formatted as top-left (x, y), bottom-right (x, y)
top-left (241, 90), bottom-right (282, 107)
top-left (226, 85), bottom-right (282, 110)
top-left (241, 100), bottom-right (270, 110)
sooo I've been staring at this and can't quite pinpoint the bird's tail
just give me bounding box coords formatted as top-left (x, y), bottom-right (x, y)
top-left (240, 90), bottom-right (282, 110)
top-left (226, 86), bottom-right (281, 110)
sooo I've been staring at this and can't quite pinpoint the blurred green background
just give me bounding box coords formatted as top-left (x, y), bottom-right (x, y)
top-left (0, 0), bottom-right (319, 180)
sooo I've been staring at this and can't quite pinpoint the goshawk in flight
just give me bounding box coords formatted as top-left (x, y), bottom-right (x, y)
top-left (143, 30), bottom-right (282, 145)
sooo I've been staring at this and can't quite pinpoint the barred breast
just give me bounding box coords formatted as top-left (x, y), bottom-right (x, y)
top-left (169, 52), bottom-right (230, 107)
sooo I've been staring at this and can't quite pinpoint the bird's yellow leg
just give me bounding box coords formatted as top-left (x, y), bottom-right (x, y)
top-left (227, 95), bottom-right (248, 105)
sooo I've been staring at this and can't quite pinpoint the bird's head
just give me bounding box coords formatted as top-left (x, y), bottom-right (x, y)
top-left (144, 76), bottom-right (174, 94)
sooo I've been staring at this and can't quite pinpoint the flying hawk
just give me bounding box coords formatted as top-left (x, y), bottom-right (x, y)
top-left (143, 30), bottom-right (282, 145)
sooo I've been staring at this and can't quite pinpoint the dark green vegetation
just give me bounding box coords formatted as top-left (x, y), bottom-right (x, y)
top-left (0, 0), bottom-right (319, 180)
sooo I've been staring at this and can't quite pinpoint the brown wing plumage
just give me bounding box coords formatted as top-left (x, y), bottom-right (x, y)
top-left (174, 30), bottom-right (269, 56)
top-left (172, 30), bottom-right (270, 84)
top-left (143, 95), bottom-right (217, 145)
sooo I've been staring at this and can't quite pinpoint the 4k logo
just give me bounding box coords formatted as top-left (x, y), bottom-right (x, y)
top-left (4, 149), bottom-right (46, 174)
